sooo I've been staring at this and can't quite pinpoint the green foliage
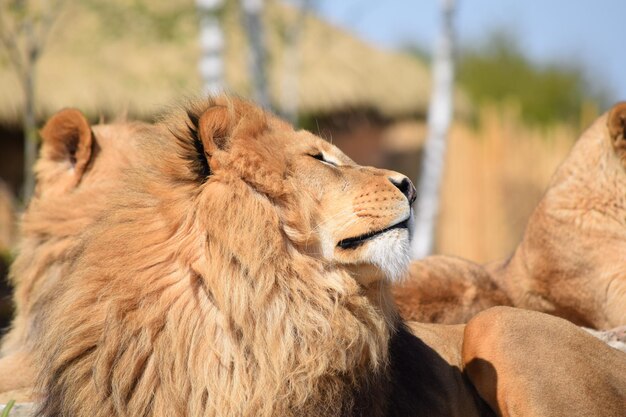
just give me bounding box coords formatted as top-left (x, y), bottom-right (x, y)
top-left (456, 30), bottom-right (606, 125)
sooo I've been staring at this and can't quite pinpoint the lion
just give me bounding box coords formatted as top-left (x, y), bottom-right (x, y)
top-left (2, 103), bottom-right (492, 413)
top-left (0, 109), bottom-right (143, 400)
top-left (2, 107), bottom-right (477, 407)
top-left (395, 103), bottom-right (626, 330)
top-left (28, 96), bottom-right (491, 417)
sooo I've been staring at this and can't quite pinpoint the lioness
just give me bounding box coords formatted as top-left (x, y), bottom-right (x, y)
top-left (0, 110), bottom-right (144, 399)
top-left (393, 255), bottom-right (511, 324)
top-left (395, 103), bottom-right (626, 329)
top-left (23, 97), bottom-right (625, 417)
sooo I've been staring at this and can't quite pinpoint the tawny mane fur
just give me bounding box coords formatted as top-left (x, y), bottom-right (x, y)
top-left (30, 96), bottom-right (423, 417)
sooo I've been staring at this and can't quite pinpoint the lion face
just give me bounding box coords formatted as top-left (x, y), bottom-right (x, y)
top-left (286, 131), bottom-right (416, 283)
top-left (31, 100), bottom-right (415, 290)
top-left (180, 98), bottom-right (416, 286)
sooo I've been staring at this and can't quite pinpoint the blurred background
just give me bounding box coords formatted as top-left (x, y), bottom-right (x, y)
top-left (0, 0), bottom-right (623, 321)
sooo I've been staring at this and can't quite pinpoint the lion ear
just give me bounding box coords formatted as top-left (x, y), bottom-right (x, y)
top-left (608, 102), bottom-right (626, 156)
top-left (39, 108), bottom-right (93, 184)
top-left (198, 105), bottom-right (233, 156)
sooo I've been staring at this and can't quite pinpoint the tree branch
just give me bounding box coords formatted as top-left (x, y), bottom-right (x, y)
top-left (33, 0), bottom-right (64, 56)
top-left (0, 0), bottom-right (66, 201)
top-left (0, 3), bottom-right (27, 74)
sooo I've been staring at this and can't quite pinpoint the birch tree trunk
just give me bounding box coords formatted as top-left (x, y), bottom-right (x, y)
top-left (196, 0), bottom-right (225, 95)
top-left (411, 0), bottom-right (456, 259)
top-left (241, 0), bottom-right (269, 108)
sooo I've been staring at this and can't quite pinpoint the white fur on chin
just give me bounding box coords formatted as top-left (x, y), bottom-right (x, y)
top-left (364, 228), bottom-right (411, 282)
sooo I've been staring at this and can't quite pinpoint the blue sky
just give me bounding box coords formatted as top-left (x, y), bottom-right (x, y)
top-left (313, 0), bottom-right (626, 102)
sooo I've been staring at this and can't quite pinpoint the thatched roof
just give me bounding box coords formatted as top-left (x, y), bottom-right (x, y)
top-left (0, 0), bottom-right (432, 123)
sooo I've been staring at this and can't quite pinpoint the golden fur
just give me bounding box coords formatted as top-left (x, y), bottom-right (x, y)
top-left (393, 256), bottom-right (511, 323)
top-left (395, 103), bottom-right (626, 329)
top-left (28, 96), bottom-right (490, 417)
top-left (463, 307), bottom-right (626, 417)
top-left (0, 110), bottom-right (145, 398)
top-left (1, 100), bottom-right (490, 416)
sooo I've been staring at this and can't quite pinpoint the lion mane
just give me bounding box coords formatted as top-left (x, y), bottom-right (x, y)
top-left (29, 96), bottom-right (461, 417)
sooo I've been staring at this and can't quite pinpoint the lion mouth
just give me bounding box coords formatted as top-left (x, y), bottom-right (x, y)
top-left (337, 218), bottom-right (410, 250)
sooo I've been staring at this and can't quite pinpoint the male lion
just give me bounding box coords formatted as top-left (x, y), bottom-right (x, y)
top-left (395, 103), bottom-right (626, 330)
top-left (28, 96), bottom-right (490, 417)
top-left (0, 110), bottom-right (143, 399)
top-left (25, 97), bottom-right (626, 417)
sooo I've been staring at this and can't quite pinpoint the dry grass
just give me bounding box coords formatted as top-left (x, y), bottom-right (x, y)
top-left (436, 104), bottom-right (580, 263)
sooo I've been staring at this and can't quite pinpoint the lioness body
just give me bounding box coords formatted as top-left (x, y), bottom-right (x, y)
top-left (393, 256), bottom-right (511, 323)
top-left (464, 307), bottom-right (626, 417)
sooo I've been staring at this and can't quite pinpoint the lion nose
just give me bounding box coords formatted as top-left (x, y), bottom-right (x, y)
top-left (390, 176), bottom-right (416, 205)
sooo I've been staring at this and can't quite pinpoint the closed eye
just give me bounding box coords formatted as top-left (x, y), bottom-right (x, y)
top-left (309, 152), bottom-right (337, 167)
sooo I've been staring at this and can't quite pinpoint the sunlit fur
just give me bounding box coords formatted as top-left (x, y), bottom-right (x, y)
top-left (30, 96), bottom-right (419, 417)
top-left (393, 256), bottom-right (511, 324)
top-left (0, 116), bottom-right (144, 398)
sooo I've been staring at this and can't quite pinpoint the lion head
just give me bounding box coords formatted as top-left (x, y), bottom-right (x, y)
top-left (32, 96), bottom-right (417, 417)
